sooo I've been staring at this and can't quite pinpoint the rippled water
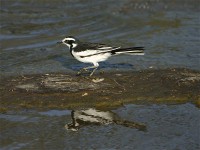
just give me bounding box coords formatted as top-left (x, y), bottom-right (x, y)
top-left (0, 1), bottom-right (200, 149)
top-left (0, 104), bottom-right (199, 149)
top-left (0, 0), bottom-right (200, 78)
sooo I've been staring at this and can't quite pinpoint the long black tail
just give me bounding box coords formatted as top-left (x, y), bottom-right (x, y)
top-left (114, 119), bottom-right (147, 131)
top-left (111, 47), bottom-right (145, 55)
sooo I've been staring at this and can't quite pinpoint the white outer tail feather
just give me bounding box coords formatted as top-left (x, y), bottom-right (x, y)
top-left (115, 51), bottom-right (145, 55)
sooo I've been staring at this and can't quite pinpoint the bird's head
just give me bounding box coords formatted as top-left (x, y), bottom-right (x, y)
top-left (58, 36), bottom-right (78, 49)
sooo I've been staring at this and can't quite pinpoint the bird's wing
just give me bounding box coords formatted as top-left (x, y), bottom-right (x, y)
top-left (87, 42), bottom-right (120, 50)
top-left (75, 42), bottom-right (120, 57)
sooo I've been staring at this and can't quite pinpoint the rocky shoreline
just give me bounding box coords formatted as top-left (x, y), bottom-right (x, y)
top-left (0, 68), bottom-right (200, 112)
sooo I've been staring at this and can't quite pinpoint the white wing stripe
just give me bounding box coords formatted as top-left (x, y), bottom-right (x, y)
top-left (75, 47), bottom-right (120, 57)
top-left (98, 46), bottom-right (120, 50)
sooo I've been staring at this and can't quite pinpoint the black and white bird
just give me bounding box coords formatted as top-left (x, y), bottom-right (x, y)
top-left (58, 36), bottom-right (144, 76)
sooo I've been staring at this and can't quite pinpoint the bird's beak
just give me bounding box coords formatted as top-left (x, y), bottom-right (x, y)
top-left (57, 41), bottom-right (63, 44)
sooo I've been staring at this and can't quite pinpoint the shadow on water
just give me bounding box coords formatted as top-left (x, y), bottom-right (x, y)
top-left (65, 108), bottom-right (146, 132)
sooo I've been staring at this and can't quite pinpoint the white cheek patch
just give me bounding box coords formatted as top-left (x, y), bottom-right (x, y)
top-left (63, 43), bottom-right (77, 49)
top-left (61, 38), bottom-right (77, 49)
top-left (62, 39), bottom-right (67, 43)
top-left (72, 43), bottom-right (78, 48)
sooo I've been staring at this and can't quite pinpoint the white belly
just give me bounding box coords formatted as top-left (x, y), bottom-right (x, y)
top-left (72, 50), bottom-right (111, 64)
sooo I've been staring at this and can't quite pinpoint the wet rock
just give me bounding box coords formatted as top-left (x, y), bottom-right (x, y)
top-left (0, 68), bottom-right (199, 111)
top-left (14, 74), bottom-right (111, 93)
top-left (178, 72), bottom-right (200, 85)
top-left (16, 83), bottom-right (39, 91)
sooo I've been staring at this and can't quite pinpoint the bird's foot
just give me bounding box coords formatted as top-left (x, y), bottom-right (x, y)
top-left (76, 70), bottom-right (82, 76)
top-left (100, 70), bottom-right (104, 74)
top-left (76, 68), bottom-right (89, 76)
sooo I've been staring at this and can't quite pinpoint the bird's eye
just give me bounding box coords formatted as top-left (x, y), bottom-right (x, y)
top-left (64, 40), bottom-right (68, 43)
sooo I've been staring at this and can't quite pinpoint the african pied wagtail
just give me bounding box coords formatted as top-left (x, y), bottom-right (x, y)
top-left (58, 36), bottom-right (144, 76)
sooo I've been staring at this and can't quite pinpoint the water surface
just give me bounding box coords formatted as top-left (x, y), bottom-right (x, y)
top-left (1, 0), bottom-right (200, 78)
top-left (0, 1), bottom-right (200, 149)
top-left (0, 104), bottom-right (199, 149)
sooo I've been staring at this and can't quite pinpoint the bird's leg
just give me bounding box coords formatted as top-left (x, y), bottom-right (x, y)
top-left (90, 66), bottom-right (98, 76)
top-left (77, 63), bottom-right (99, 76)
top-left (89, 63), bottom-right (99, 76)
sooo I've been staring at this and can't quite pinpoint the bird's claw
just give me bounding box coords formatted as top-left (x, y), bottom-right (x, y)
top-left (100, 70), bottom-right (104, 74)
top-left (76, 68), bottom-right (89, 76)
top-left (76, 71), bottom-right (81, 76)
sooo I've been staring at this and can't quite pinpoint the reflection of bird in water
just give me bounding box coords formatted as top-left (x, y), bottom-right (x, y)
top-left (65, 108), bottom-right (147, 131)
